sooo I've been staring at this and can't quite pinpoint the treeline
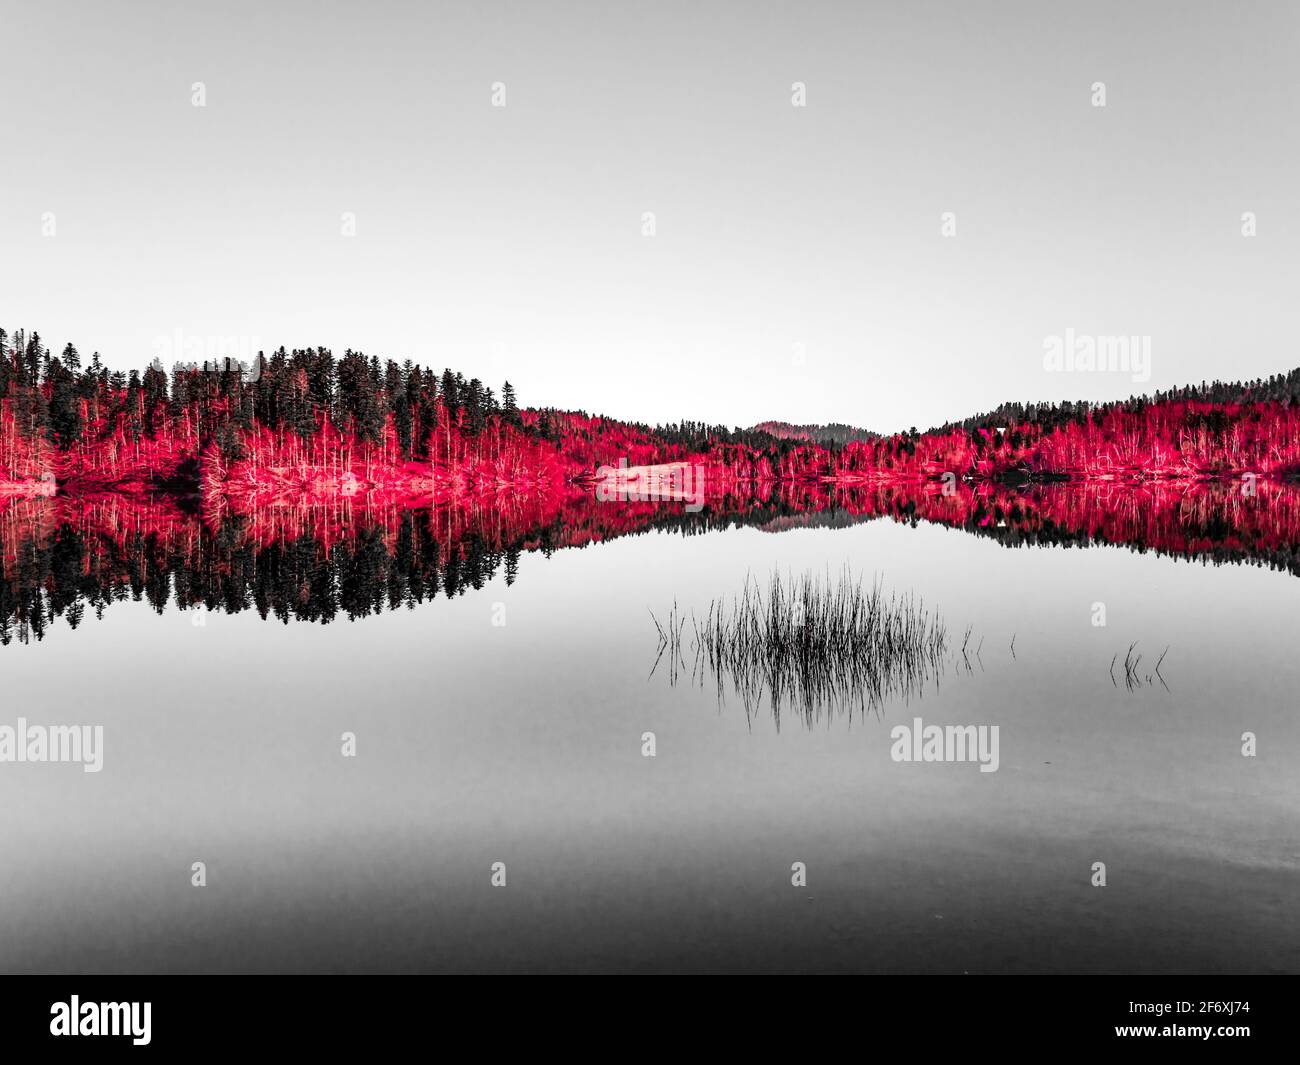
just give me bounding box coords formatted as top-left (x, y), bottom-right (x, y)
top-left (1, 326), bottom-right (789, 486)
top-left (7, 326), bottom-right (1300, 494)
top-left (938, 369), bottom-right (1300, 437)
top-left (752, 421), bottom-right (879, 446)
top-left (0, 327), bottom-right (530, 463)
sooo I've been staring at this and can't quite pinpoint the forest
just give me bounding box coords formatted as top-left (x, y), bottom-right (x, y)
top-left (4, 326), bottom-right (1300, 503)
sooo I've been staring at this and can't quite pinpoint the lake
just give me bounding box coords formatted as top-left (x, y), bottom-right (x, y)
top-left (1, 487), bottom-right (1297, 973)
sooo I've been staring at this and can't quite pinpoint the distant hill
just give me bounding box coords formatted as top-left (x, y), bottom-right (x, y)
top-left (751, 421), bottom-right (879, 446)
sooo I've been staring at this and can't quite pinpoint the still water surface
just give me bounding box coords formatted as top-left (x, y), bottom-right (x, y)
top-left (1, 504), bottom-right (1296, 972)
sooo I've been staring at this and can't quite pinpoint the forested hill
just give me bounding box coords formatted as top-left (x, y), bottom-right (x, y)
top-left (4, 326), bottom-right (1300, 495)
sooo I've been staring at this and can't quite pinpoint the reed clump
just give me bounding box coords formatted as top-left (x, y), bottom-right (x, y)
top-left (651, 567), bottom-right (951, 724)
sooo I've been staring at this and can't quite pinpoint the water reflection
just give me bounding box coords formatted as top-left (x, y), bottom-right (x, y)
top-left (3, 476), bottom-right (1300, 645)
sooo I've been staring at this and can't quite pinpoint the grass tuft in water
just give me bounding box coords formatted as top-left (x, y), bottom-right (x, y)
top-left (651, 567), bottom-right (953, 725)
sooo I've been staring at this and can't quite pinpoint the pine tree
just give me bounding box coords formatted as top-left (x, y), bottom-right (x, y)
top-left (501, 380), bottom-right (520, 426)
top-left (48, 356), bottom-right (84, 447)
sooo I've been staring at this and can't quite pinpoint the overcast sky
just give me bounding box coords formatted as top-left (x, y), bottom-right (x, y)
top-left (3, 0), bottom-right (1298, 431)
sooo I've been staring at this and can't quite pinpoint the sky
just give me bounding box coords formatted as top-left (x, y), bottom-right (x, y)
top-left (2, 0), bottom-right (1299, 432)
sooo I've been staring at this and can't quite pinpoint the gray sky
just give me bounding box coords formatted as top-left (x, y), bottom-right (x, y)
top-left (2, 0), bottom-right (1298, 431)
